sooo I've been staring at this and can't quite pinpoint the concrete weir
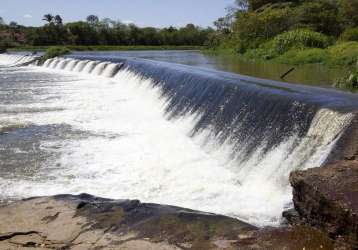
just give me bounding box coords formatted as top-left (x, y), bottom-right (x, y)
top-left (0, 53), bottom-right (357, 236)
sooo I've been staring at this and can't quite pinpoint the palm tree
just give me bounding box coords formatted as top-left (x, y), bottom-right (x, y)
top-left (42, 14), bottom-right (54, 24)
top-left (54, 15), bottom-right (63, 25)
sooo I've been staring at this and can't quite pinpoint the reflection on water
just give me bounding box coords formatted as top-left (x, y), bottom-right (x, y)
top-left (71, 50), bottom-right (346, 88)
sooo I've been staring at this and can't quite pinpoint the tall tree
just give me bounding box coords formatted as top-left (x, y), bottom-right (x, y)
top-left (86, 15), bottom-right (99, 26)
top-left (0, 17), bottom-right (4, 25)
top-left (54, 15), bottom-right (63, 26)
top-left (42, 14), bottom-right (54, 24)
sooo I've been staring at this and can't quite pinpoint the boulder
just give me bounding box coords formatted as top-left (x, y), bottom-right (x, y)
top-left (290, 160), bottom-right (358, 248)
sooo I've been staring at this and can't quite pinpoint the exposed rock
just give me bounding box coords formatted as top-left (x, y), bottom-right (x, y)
top-left (0, 193), bottom-right (342, 249)
top-left (290, 160), bottom-right (358, 248)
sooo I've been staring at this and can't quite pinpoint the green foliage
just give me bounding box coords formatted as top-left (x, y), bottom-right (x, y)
top-left (23, 20), bottom-right (213, 47)
top-left (271, 29), bottom-right (330, 54)
top-left (334, 69), bottom-right (358, 91)
top-left (295, 0), bottom-right (341, 36)
top-left (248, 0), bottom-right (299, 11)
top-left (340, 28), bottom-right (358, 42)
top-left (244, 29), bottom-right (330, 61)
top-left (11, 45), bottom-right (204, 52)
top-left (41, 46), bottom-right (70, 63)
top-left (338, 0), bottom-right (358, 28)
top-left (232, 3), bottom-right (296, 52)
top-left (244, 40), bottom-right (358, 67)
top-left (275, 48), bottom-right (328, 65)
top-left (326, 42), bottom-right (358, 66)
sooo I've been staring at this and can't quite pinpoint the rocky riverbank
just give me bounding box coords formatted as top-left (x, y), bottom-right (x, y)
top-left (0, 194), bottom-right (337, 250)
top-left (0, 160), bottom-right (357, 250)
top-left (288, 160), bottom-right (358, 249)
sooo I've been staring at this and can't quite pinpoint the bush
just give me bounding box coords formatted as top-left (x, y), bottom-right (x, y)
top-left (244, 29), bottom-right (331, 61)
top-left (275, 48), bottom-right (327, 65)
top-left (232, 2), bottom-right (296, 52)
top-left (41, 46), bottom-right (70, 63)
top-left (340, 28), bottom-right (358, 42)
top-left (334, 69), bottom-right (358, 92)
top-left (327, 42), bottom-right (358, 66)
top-left (271, 29), bottom-right (331, 54)
top-left (295, 0), bottom-right (341, 36)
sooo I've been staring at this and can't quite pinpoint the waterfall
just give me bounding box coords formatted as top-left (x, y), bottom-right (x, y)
top-left (102, 63), bottom-right (122, 77)
top-left (56, 58), bottom-right (71, 70)
top-left (64, 59), bottom-right (80, 71)
top-left (0, 54), bottom-right (38, 66)
top-left (1, 54), bottom-right (357, 226)
top-left (72, 60), bottom-right (90, 72)
top-left (49, 59), bottom-right (60, 69)
top-left (91, 62), bottom-right (110, 75)
top-left (82, 61), bottom-right (99, 74)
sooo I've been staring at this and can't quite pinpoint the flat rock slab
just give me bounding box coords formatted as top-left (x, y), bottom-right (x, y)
top-left (290, 160), bottom-right (358, 247)
top-left (0, 194), bottom-right (344, 249)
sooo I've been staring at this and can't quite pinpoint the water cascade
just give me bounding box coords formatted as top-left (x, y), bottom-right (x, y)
top-left (0, 54), bottom-right (38, 66)
top-left (73, 60), bottom-right (90, 72)
top-left (1, 53), bottom-right (357, 226)
top-left (82, 60), bottom-right (100, 74)
top-left (56, 58), bottom-right (71, 70)
top-left (102, 63), bottom-right (121, 77)
top-left (92, 62), bottom-right (110, 75)
top-left (64, 59), bottom-right (80, 71)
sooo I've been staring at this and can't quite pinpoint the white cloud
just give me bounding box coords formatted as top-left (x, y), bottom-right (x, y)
top-left (24, 14), bottom-right (32, 19)
top-left (122, 20), bottom-right (134, 24)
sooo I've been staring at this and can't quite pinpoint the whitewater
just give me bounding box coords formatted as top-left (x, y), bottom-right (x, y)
top-left (0, 54), bottom-right (356, 227)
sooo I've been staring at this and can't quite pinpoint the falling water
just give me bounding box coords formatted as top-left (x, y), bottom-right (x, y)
top-left (0, 54), bottom-right (357, 226)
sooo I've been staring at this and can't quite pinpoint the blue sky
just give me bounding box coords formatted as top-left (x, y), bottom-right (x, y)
top-left (0, 0), bottom-right (234, 27)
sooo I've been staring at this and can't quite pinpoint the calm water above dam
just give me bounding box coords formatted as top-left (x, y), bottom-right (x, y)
top-left (71, 50), bottom-right (345, 88)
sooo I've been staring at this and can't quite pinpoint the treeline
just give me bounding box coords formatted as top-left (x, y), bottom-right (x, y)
top-left (212, 0), bottom-right (358, 52)
top-left (0, 15), bottom-right (214, 47)
top-left (210, 0), bottom-right (358, 90)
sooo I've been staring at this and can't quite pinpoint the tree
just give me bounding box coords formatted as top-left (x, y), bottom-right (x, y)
top-left (86, 15), bottom-right (99, 26)
top-left (296, 0), bottom-right (341, 36)
top-left (235, 0), bottom-right (249, 10)
top-left (54, 15), bottom-right (63, 26)
top-left (247, 0), bottom-right (298, 11)
top-left (42, 14), bottom-right (54, 24)
top-left (339, 0), bottom-right (358, 28)
top-left (0, 17), bottom-right (4, 26)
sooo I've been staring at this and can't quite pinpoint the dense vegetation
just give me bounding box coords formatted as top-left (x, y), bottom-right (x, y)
top-left (40, 46), bottom-right (70, 63)
top-left (210, 0), bottom-right (358, 90)
top-left (211, 0), bottom-right (358, 61)
top-left (0, 14), bottom-right (213, 49)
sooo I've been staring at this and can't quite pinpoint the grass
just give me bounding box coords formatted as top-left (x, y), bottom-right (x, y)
top-left (275, 48), bottom-right (328, 65)
top-left (9, 45), bottom-right (205, 52)
top-left (244, 41), bottom-right (358, 67)
top-left (334, 68), bottom-right (358, 92)
top-left (274, 42), bottom-right (358, 66)
top-left (41, 46), bottom-right (71, 63)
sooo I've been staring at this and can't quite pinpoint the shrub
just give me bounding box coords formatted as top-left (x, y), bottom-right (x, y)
top-left (41, 46), bottom-right (70, 63)
top-left (340, 28), bottom-right (358, 42)
top-left (275, 48), bottom-right (327, 65)
top-left (334, 69), bottom-right (358, 92)
top-left (295, 0), bottom-right (341, 36)
top-left (327, 42), bottom-right (358, 66)
top-left (232, 2), bottom-right (296, 52)
top-left (271, 29), bottom-right (330, 54)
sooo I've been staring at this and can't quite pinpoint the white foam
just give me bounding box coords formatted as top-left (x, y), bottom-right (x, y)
top-left (0, 60), bottom-right (354, 227)
top-left (0, 54), bottom-right (37, 66)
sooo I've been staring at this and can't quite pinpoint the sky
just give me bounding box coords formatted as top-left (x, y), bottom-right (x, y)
top-left (0, 0), bottom-right (234, 28)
